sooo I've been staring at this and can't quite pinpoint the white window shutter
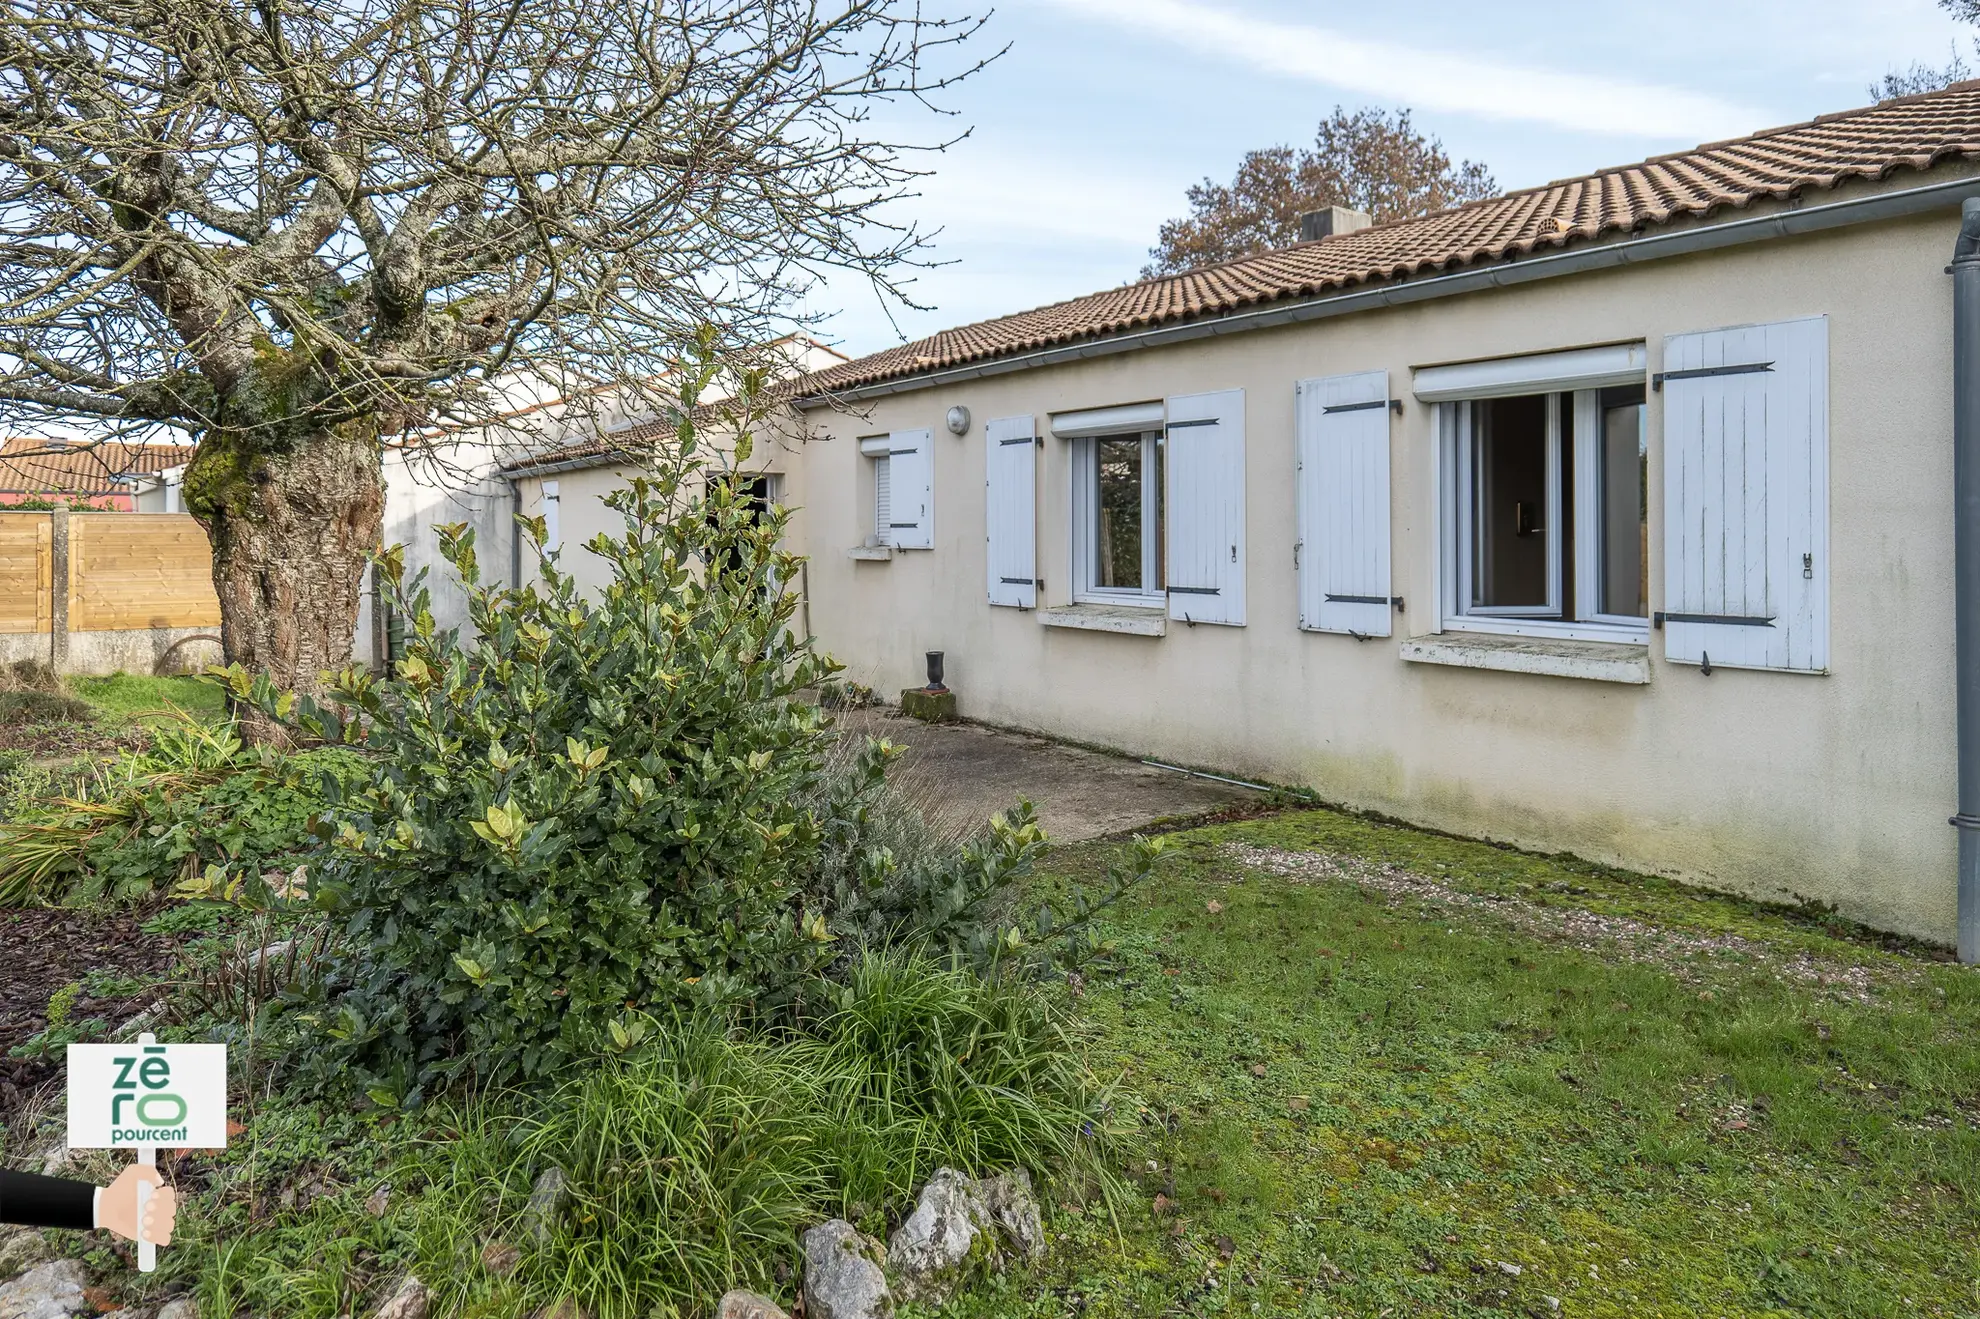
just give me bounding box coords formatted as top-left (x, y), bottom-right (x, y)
top-left (985, 414), bottom-right (1037, 607)
top-left (1164, 389), bottom-right (1245, 626)
top-left (1296, 370), bottom-right (1392, 637)
top-left (1661, 315), bottom-right (1828, 673)
top-left (888, 428), bottom-right (934, 550)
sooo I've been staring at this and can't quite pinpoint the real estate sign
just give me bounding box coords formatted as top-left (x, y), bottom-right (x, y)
top-left (66, 1039), bottom-right (228, 1149)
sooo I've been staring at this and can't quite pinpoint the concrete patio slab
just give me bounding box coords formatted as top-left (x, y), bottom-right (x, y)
top-left (832, 707), bottom-right (1259, 843)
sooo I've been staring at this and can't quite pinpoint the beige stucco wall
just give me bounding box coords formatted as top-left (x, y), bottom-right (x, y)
top-left (511, 431), bottom-right (809, 604)
top-left (794, 200), bottom-right (1964, 944)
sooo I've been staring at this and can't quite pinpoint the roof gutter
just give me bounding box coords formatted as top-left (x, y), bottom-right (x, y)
top-left (499, 450), bottom-right (630, 479)
top-left (797, 171), bottom-right (1980, 408)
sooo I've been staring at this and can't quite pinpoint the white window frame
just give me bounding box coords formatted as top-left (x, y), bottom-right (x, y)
top-left (1071, 428), bottom-right (1165, 608)
top-left (1434, 390), bottom-right (1649, 647)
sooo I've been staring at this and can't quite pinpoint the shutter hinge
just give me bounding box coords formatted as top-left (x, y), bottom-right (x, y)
top-left (1320, 399), bottom-right (1404, 415)
top-left (1652, 361), bottom-right (1774, 391)
top-left (1653, 611), bottom-right (1775, 628)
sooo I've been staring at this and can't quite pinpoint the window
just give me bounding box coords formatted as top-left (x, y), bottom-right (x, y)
top-left (1072, 430), bottom-right (1164, 604)
top-left (860, 430), bottom-right (931, 549)
top-left (859, 435), bottom-right (892, 545)
top-left (541, 480), bottom-right (561, 558)
top-left (1442, 385), bottom-right (1647, 638)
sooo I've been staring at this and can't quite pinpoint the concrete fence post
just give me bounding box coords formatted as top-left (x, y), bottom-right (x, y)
top-left (48, 506), bottom-right (69, 675)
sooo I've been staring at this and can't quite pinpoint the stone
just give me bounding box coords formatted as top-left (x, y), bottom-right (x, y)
top-left (714, 1291), bottom-right (790, 1319)
top-left (975, 1168), bottom-right (1046, 1264)
top-left (524, 1167), bottom-right (570, 1243)
top-left (246, 940), bottom-right (294, 970)
top-left (0, 1259), bottom-right (87, 1319)
top-left (155, 1299), bottom-right (200, 1319)
top-left (370, 1275), bottom-right (427, 1319)
top-left (479, 1241), bottom-right (520, 1277)
top-left (802, 1221), bottom-right (892, 1319)
top-left (365, 1184), bottom-right (391, 1218)
top-left (886, 1169), bottom-right (994, 1304)
top-left (898, 688), bottom-right (957, 723)
top-left (530, 1300), bottom-right (586, 1319)
top-left (0, 1232), bottom-right (53, 1279)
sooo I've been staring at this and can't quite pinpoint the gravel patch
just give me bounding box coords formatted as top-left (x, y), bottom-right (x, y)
top-left (1221, 842), bottom-right (1896, 1003)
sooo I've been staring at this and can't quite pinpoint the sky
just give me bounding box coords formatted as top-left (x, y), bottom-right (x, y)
top-left (808, 0), bottom-right (1978, 358)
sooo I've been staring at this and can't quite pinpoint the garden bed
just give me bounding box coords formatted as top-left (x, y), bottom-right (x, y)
top-left (0, 907), bottom-right (182, 1115)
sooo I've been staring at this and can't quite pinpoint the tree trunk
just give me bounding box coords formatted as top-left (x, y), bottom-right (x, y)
top-left (185, 423), bottom-right (383, 743)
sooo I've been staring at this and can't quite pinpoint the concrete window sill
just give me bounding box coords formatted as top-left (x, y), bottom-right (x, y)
top-left (1400, 631), bottom-right (1650, 684)
top-left (845, 544), bottom-right (893, 561)
top-left (1039, 603), bottom-right (1167, 637)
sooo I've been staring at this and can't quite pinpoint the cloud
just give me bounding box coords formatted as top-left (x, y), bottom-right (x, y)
top-left (1042, 0), bottom-right (1771, 141)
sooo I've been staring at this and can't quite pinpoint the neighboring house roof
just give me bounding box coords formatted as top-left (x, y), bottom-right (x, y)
top-left (796, 82), bottom-right (1980, 401)
top-left (0, 437), bottom-right (196, 497)
top-left (499, 336), bottom-right (852, 477)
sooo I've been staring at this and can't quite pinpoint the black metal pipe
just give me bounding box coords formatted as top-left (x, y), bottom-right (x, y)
top-left (1950, 196), bottom-right (1980, 964)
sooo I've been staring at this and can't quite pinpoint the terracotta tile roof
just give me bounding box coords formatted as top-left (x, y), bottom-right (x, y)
top-left (797, 82), bottom-right (1980, 399)
top-left (0, 437), bottom-right (194, 496)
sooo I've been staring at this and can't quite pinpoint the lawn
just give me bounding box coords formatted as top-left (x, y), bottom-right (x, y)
top-left (68, 672), bottom-right (227, 725)
top-left (945, 808), bottom-right (1980, 1319)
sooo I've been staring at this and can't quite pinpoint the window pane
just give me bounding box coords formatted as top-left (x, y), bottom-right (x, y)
top-left (1599, 386), bottom-right (1647, 618)
top-left (1095, 436), bottom-right (1143, 589)
top-left (1471, 395), bottom-right (1549, 608)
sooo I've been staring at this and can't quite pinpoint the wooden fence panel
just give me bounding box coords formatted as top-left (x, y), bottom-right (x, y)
top-left (0, 513), bottom-right (52, 634)
top-left (69, 513), bottom-right (220, 631)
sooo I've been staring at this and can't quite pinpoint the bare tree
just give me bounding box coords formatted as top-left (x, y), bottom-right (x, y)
top-left (1869, 42), bottom-right (1975, 102)
top-left (0, 0), bottom-right (981, 733)
top-left (1143, 107), bottom-right (1495, 278)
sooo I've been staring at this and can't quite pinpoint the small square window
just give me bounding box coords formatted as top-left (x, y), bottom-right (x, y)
top-left (1073, 430), bottom-right (1164, 605)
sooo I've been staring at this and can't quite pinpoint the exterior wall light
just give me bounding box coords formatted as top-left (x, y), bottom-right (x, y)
top-left (946, 406), bottom-right (970, 436)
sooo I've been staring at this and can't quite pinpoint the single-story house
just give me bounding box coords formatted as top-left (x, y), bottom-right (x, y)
top-left (496, 82), bottom-right (1980, 954)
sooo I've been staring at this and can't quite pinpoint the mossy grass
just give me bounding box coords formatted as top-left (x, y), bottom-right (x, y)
top-left (939, 806), bottom-right (1980, 1317)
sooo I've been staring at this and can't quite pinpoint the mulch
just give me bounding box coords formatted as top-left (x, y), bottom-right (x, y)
top-left (0, 907), bottom-right (183, 1121)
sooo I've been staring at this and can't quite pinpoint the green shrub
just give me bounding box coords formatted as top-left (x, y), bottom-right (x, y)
top-left (222, 384), bottom-right (850, 1093)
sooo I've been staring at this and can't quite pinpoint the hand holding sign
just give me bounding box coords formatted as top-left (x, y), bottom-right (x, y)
top-left (67, 1033), bottom-right (224, 1272)
top-left (98, 1165), bottom-right (176, 1247)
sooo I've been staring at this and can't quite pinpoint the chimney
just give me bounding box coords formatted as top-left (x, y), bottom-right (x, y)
top-left (1299, 206), bottom-right (1373, 242)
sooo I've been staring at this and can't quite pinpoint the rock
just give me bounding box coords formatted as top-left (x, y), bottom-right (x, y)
top-left (975, 1168), bottom-right (1046, 1264)
top-left (32, 1142), bottom-right (75, 1178)
top-left (524, 1167), bottom-right (570, 1243)
top-left (371, 1275), bottom-right (427, 1319)
top-left (886, 1169), bottom-right (994, 1304)
top-left (802, 1221), bottom-right (892, 1319)
top-left (155, 1299), bottom-right (199, 1319)
top-left (530, 1300), bottom-right (586, 1319)
top-left (479, 1241), bottom-right (520, 1277)
top-left (0, 1259), bottom-right (87, 1319)
top-left (246, 940), bottom-right (293, 970)
top-left (715, 1291), bottom-right (790, 1319)
top-left (365, 1184), bottom-right (391, 1218)
top-left (0, 1231), bottom-right (53, 1279)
